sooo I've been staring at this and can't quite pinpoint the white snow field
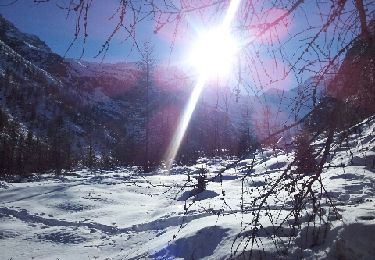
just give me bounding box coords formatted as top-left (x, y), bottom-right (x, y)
top-left (1, 117), bottom-right (375, 260)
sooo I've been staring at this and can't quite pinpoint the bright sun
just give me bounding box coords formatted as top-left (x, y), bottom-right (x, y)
top-left (166, 0), bottom-right (241, 170)
top-left (189, 27), bottom-right (238, 78)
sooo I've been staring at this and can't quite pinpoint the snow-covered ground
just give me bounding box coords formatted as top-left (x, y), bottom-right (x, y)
top-left (1, 118), bottom-right (375, 259)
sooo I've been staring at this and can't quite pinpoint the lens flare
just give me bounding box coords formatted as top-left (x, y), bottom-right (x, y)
top-left (165, 76), bottom-right (206, 169)
top-left (165, 0), bottom-right (241, 170)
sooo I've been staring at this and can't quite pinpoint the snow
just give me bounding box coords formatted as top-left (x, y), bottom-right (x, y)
top-left (1, 117), bottom-right (375, 259)
top-left (0, 39), bottom-right (60, 86)
top-left (23, 41), bottom-right (38, 50)
top-left (67, 59), bottom-right (139, 82)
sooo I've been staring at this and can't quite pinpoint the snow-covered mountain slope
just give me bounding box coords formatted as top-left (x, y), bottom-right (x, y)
top-left (0, 15), bottom-right (68, 77)
top-left (67, 59), bottom-right (139, 82)
top-left (1, 115), bottom-right (374, 259)
top-left (0, 14), bottom-right (250, 167)
top-left (0, 14), bottom-right (134, 152)
top-left (1, 12), bottom-right (328, 170)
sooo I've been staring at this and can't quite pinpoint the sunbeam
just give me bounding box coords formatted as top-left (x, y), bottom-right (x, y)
top-left (164, 0), bottom-right (241, 170)
top-left (165, 76), bottom-right (206, 169)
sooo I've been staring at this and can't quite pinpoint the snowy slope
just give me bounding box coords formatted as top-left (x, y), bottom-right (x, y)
top-left (67, 59), bottom-right (139, 82)
top-left (0, 14), bottom-right (249, 162)
top-left (1, 116), bottom-right (374, 259)
top-left (0, 15), bottom-right (148, 158)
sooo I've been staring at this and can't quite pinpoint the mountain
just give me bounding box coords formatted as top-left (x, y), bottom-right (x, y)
top-left (0, 14), bottom-right (346, 175)
top-left (0, 15), bottom-right (248, 175)
top-left (0, 15), bottom-right (67, 77)
top-left (0, 14), bottom-right (152, 173)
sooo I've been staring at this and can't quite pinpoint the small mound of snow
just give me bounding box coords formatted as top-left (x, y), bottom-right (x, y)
top-left (0, 180), bottom-right (10, 189)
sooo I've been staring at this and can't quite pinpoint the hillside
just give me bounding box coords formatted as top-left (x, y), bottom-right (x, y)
top-left (2, 12), bottom-right (373, 170)
top-left (0, 15), bottom-right (243, 172)
top-left (1, 14), bottom-right (323, 174)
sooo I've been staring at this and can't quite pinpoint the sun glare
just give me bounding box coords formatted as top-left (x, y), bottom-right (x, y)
top-left (165, 0), bottom-right (241, 170)
top-left (189, 27), bottom-right (238, 78)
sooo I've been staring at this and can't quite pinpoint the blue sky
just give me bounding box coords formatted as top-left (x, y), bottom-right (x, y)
top-left (0, 0), bottom-right (172, 62)
top-left (0, 0), bottom-right (360, 92)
